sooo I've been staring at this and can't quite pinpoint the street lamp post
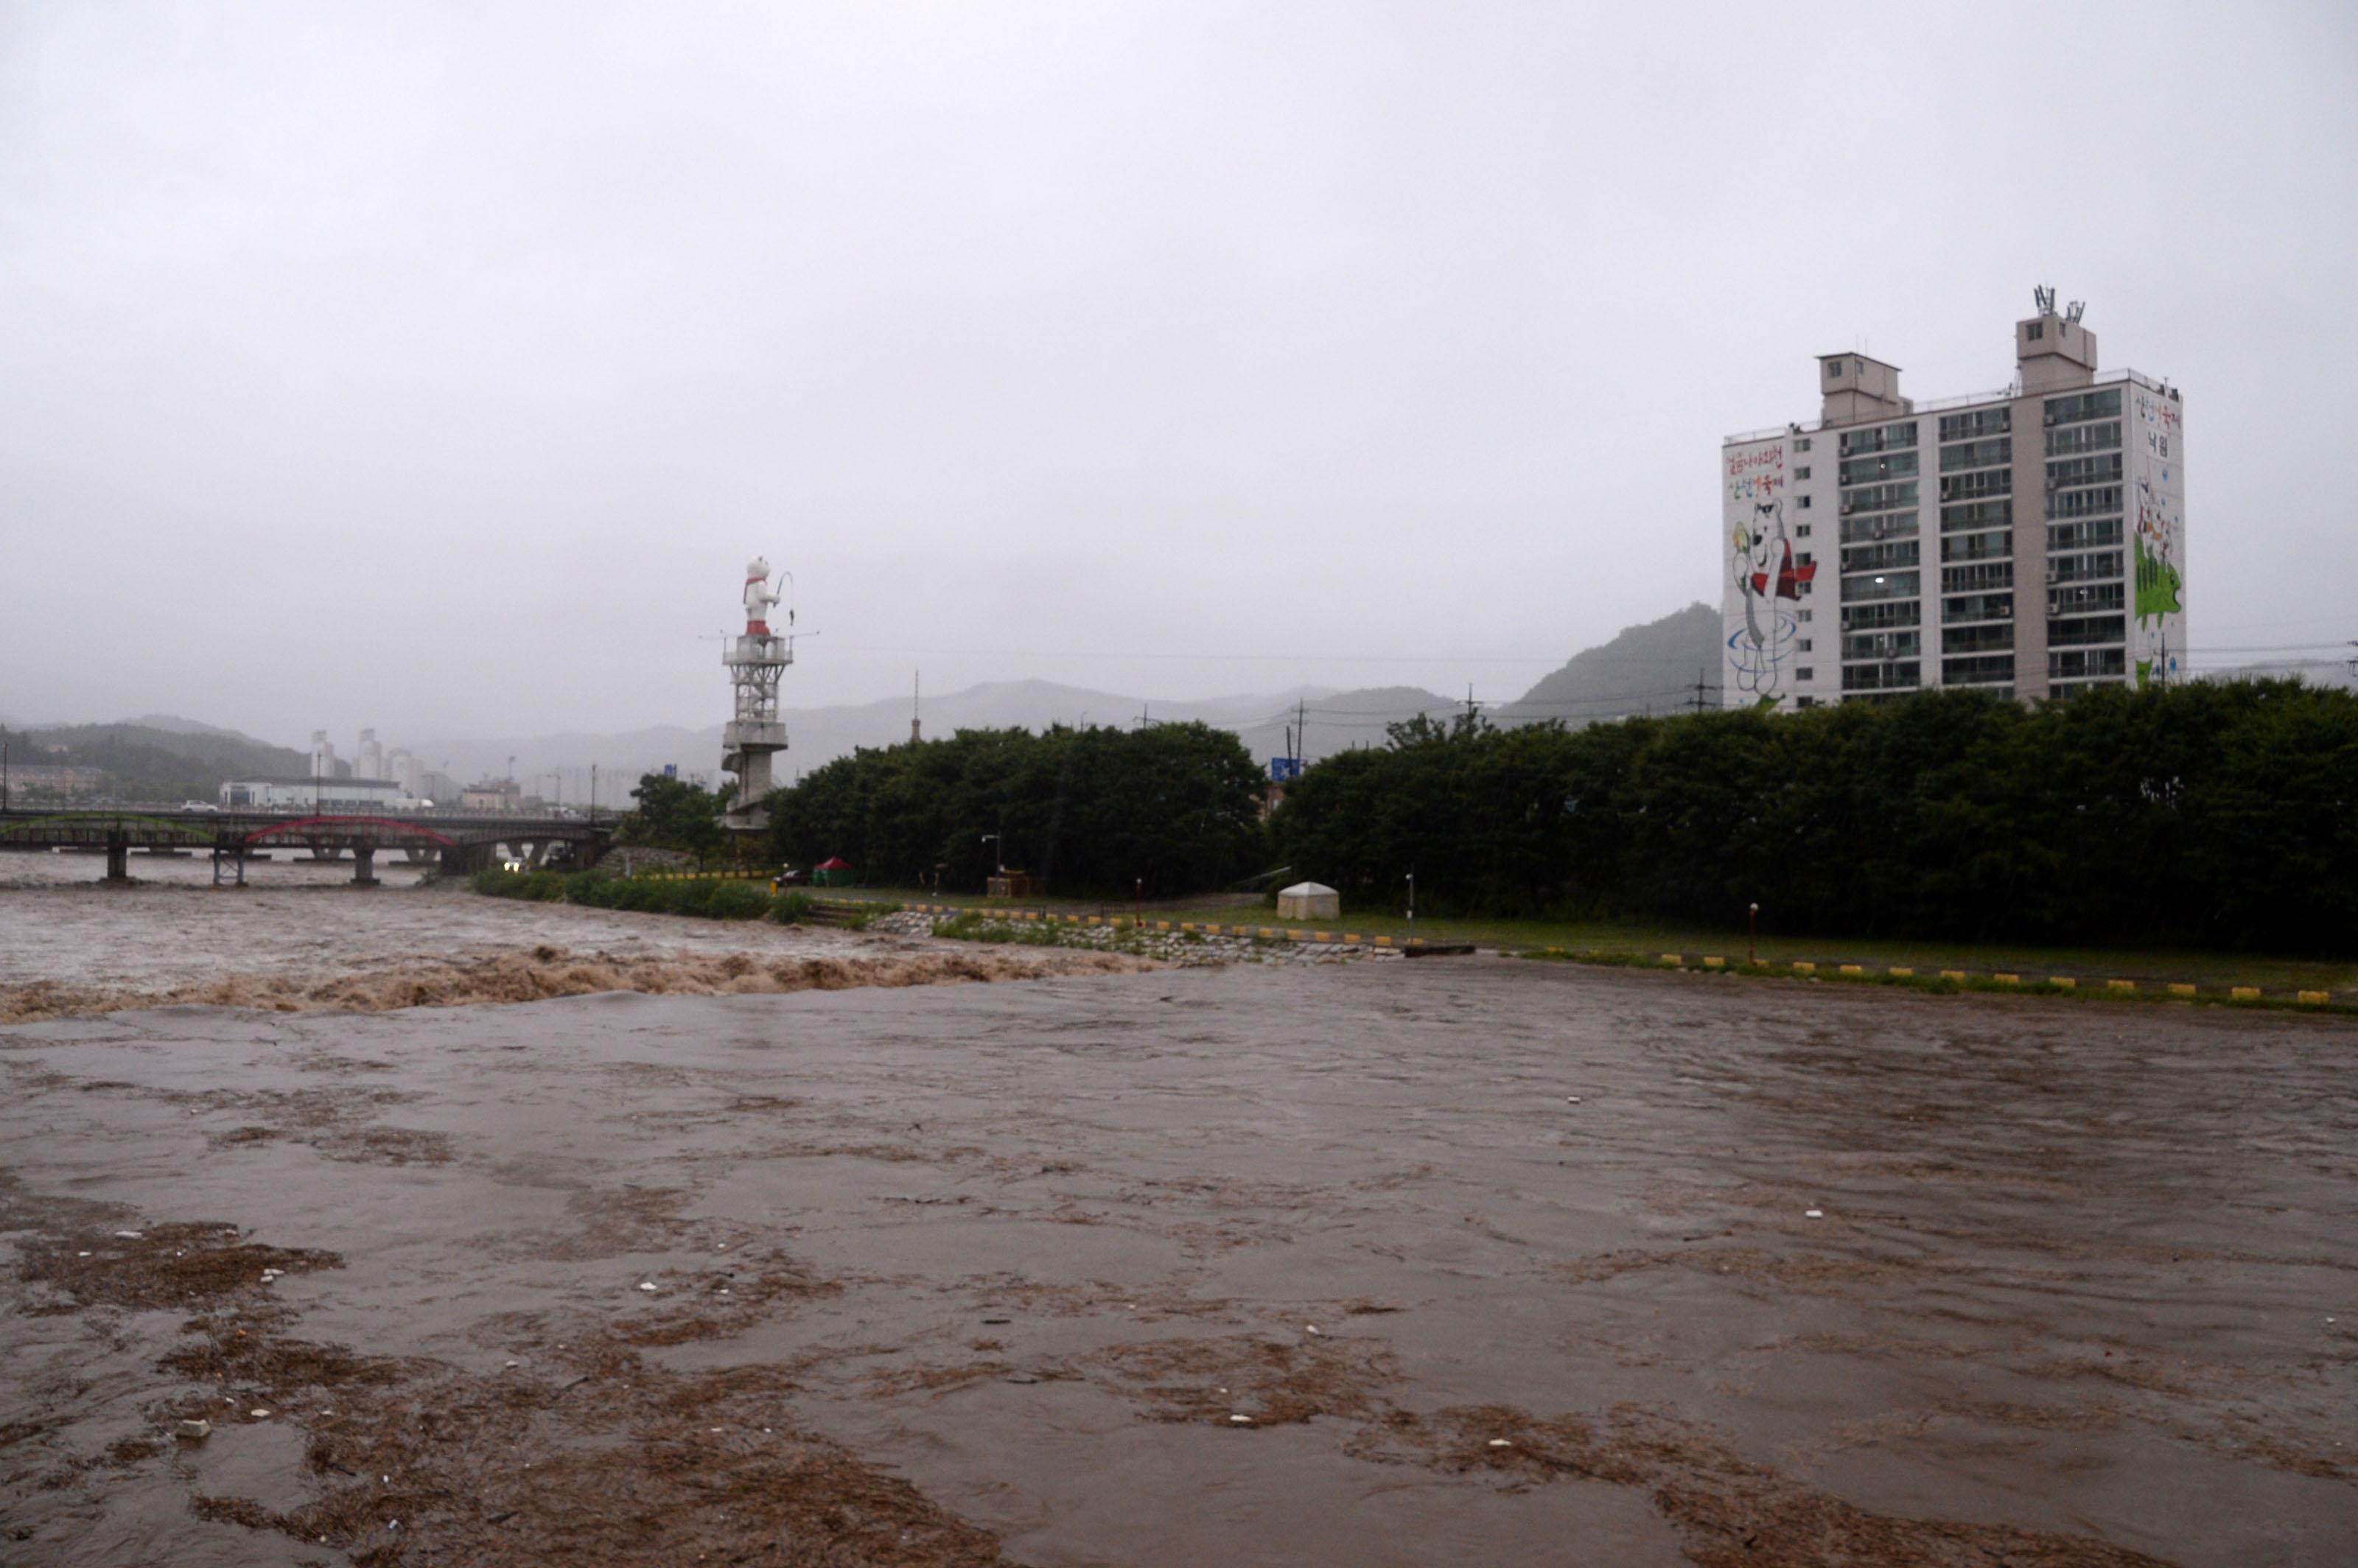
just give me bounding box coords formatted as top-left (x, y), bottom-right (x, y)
top-left (1405, 871), bottom-right (1416, 945)
top-left (1748, 902), bottom-right (1760, 966)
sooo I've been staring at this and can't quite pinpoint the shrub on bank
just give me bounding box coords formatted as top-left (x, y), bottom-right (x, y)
top-left (475, 867), bottom-right (794, 923)
top-left (470, 867), bottom-right (568, 901)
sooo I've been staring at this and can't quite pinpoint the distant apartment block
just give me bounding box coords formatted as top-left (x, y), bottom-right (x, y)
top-left (1721, 293), bottom-right (2185, 708)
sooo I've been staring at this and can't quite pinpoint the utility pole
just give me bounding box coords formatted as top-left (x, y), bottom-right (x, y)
top-left (1296, 699), bottom-right (1306, 773)
top-left (1690, 668), bottom-right (1710, 714)
top-left (1464, 682), bottom-right (1479, 729)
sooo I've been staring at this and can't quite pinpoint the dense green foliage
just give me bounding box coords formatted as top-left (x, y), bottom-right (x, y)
top-left (762, 723), bottom-right (1267, 896)
top-left (615, 772), bottom-right (731, 864)
top-left (1270, 682), bottom-right (2358, 952)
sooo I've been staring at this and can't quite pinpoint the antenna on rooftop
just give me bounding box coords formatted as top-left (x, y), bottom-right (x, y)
top-left (2065, 300), bottom-right (2086, 323)
top-left (2033, 284), bottom-right (2057, 315)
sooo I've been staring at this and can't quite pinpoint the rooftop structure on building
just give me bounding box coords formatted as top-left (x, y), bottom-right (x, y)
top-left (1721, 290), bottom-right (2184, 709)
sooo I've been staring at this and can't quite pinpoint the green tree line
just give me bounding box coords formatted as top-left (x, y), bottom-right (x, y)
top-left (761, 723), bottom-right (1267, 897)
top-left (1269, 681), bottom-right (2358, 952)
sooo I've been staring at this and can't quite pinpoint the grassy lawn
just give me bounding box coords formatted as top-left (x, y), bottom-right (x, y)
top-left (831, 886), bottom-right (2357, 998)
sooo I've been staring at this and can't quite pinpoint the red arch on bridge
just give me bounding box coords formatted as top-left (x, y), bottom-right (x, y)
top-left (240, 815), bottom-right (459, 847)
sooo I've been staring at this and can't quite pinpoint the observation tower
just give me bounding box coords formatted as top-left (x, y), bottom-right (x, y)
top-left (721, 556), bottom-right (792, 832)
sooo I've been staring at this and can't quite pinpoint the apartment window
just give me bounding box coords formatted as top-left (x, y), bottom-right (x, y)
top-left (1840, 570), bottom-right (1920, 603)
top-left (1839, 449), bottom-right (1920, 488)
top-left (1837, 421), bottom-right (1918, 458)
top-left (2049, 581), bottom-right (2124, 615)
top-left (1942, 561), bottom-right (2013, 594)
top-left (1842, 539), bottom-right (1918, 575)
top-left (1796, 552), bottom-right (1813, 567)
top-left (1942, 592), bottom-right (2015, 624)
top-left (1842, 662), bottom-right (1921, 692)
top-left (2048, 614), bottom-right (2127, 648)
top-left (1937, 407), bottom-right (2010, 442)
top-left (1827, 360), bottom-right (1844, 377)
top-left (1839, 601), bottom-right (1919, 631)
top-left (1840, 482), bottom-right (1920, 517)
top-left (2046, 420), bottom-right (2121, 457)
top-left (1841, 510), bottom-right (1917, 545)
top-left (1796, 667), bottom-right (1814, 682)
top-left (1842, 629), bottom-right (1920, 661)
top-left (2050, 647), bottom-right (2127, 679)
top-left (1939, 469), bottom-right (2012, 503)
top-left (1795, 437), bottom-right (1811, 452)
top-left (1797, 609), bottom-right (1813, 623)
top-left (1943, 623), bottom-right (2013, 654)
top-left (1944, 654), bottom-right (2017, 685)
top-left (1797, 696), bottom-right (1817, 708)
top-left (1798, 494), bottom-right (1812, 509)
top-left (1941, 530), bottom-right (2011, 564)
top-left (1797, 638), bottom-right (1813, 653)
top-left (2047, 518), bottom-right (2126, 554)
top-left (1942, 500), bottom-right (2012, 533)
top-left (2048, 547), bottom-right (2124, 581)
top-left (1795, 466), bottom-right (1811, 480)
top-left (1795, 523), bottom-right (1812, 538)
top-left (2027, 322), bottom-right (2044, 340)
top-left (1939, 437), bottom-right (2012, 472)
top-left (2048, 453), bottom-right (2124, 490)
top-left (2047, 486), bottom-right (2124, 521)
top-left (2044, 387), bottom-right (2124, 427)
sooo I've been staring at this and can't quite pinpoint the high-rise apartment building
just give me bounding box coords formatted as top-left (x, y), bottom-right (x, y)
top-left (1721, 293), bottom-right (2184, 708)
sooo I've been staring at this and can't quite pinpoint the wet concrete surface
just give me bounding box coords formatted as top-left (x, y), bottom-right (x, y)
top-left (2, 958), bottom-right (2354, 1564)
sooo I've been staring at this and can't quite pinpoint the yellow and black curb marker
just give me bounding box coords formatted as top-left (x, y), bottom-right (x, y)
top-left (1606, 953), bottom-right (2345, 1012)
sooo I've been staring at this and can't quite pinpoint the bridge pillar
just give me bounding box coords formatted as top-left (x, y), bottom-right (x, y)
top-left (104, 836), bottom-right (129, 883)
top-left (351, 846), bottom-right (379, 887)
top-left (211, 847), bottom-right (248, 888)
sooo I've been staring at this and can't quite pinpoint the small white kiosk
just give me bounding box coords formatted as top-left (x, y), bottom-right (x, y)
top-left (1276, 881), bottom-right (1340, 920)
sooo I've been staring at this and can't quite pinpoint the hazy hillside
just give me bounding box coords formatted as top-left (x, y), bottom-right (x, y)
top-left (1496, 603), bottom-right (1723, 726)
top-left (1231, 686), bottom-right (1460, 766)
top-left (407, 681), bottom-right (1343, 795)
top-left (2, 721), bottom-right (312, 802)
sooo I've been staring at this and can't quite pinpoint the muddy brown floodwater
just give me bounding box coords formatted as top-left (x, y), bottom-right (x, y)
top-left (1, 892), bottom-right (2354, 1566)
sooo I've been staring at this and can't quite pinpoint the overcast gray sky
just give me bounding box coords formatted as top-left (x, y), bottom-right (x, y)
top-left (4, 1), bottom-right (2354, 744)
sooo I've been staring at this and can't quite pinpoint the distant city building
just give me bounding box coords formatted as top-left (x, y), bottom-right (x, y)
top-left (461, 779), bottom-right (522, 812)
top-left (386, 748), bottom-right (424, 799)
top-left (220, 777), bottom-right (404, 810)
top-left (357, 728), bottom-right (383, 782)
top-left (1721, 292), bottom-right (2185, 707)
top-left (4, 764), bottom-right (105, 801)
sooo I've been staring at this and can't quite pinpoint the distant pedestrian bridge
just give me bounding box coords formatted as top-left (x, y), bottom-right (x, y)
top-left (0, 807), bottom-right (613, 885)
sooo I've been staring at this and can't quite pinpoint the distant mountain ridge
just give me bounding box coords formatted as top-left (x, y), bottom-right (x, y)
top-left (1497, 603), bottom-right (1723, 724)
top-left (37, 603), bottom-right (1730, 799)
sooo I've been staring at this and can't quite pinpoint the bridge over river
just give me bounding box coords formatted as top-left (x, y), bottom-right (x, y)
top-left (0, 807), bottom-right (614, 886)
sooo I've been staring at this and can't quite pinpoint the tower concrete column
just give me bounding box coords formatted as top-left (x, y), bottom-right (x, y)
top-left (105, 836), bottom-right (129, 882)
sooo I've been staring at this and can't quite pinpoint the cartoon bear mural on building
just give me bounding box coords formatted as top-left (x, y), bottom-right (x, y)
top-left (1726, 499), bottom-right (1816, 699)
